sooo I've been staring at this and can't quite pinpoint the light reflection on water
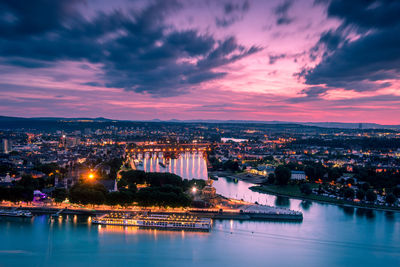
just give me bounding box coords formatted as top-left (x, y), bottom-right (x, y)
top-left (137, 152), bottom-right (208, 180)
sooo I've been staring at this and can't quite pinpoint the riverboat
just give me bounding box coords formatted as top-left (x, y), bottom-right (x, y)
top-left (92, 212), bottom-right (211, 231)
top-left (0, 209), bottom-right (33, 218)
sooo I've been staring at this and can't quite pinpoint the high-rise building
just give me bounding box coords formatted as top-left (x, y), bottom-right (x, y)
top-left (1, 139), bottom-right (10, 154)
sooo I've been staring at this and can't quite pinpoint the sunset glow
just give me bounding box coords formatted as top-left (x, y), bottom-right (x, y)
top-left (1, 0), bottom-right (399, 123)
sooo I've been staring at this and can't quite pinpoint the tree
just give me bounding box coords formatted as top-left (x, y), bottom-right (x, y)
top-left (17, 175), bottom-right (37, 190)
top-left (304, 163), bottom-right (327, 182)
top-left (393, 187), bottom-right (400, 198)
top-left (361, 182), bottom-right (371, 192)
top-left (120, 170), bottom-right (147, 185)
top-left (53, 188), bottom-right (67, 203)
top-left (328, 168), bottom-right (342, 180)
top-left (105, 190), bottom-right (134, 206)
top-left (267, 173), bottom-right (275, 184)
top-left (223, 160), bottom-right (240, 172)
top-left (275, 165), bottom-right (291, 185)
top-left (356, 190), bottom-right (365, 201)
top-left (34, 163), bottom-right (58, 176)
top-left (385, 193), bottom-right (397, 205)
top-left (343, 187), bottom-right (355, 199)
top-left (365, 189), bottom-right (377, 202)
top-left (347, 178), bottom-right (355, 186)
top-left (69, 182), bottom-right (108, 205)
top-left (136, 185), bottom-right (191, 207)
top-left (300, 183), bottom-right (312, 195)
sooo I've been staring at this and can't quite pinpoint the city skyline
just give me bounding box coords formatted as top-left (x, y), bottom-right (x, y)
top-left (1, 0), bottom-right (400, 123)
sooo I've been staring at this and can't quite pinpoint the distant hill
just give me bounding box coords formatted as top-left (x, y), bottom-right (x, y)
top-left (0, 116), bottom-right (399, 130)
top-left (159, 119), bottom-right (400, 129)
top-left (0, 116), bottom-right (114, 122)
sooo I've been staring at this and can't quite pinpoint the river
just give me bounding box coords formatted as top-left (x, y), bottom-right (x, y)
top-left (1, 153), bottom-right (399, 266)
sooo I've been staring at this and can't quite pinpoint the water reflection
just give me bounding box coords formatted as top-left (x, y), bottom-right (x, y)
top-left (138, 152), bottom-right (208, 180)
top-left (96, 224), bottom-right (209, 239)
top-left (341, 206), bottom-right (355, 217)
top-left (384, 211), bottom-right (395, 221)
top-left (356, 208), bottom-right (376, 220)
top-left (300, 200), bottom-right (312, 211)
top-left (275, 196), bottom-right (290, 207)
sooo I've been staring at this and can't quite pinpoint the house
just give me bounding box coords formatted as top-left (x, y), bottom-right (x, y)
top-left (99, 179), bottom-right (118, 192)
top-left (291, 171), bottom-right (306, 181)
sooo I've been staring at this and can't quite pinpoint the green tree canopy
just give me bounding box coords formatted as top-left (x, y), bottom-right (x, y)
top-left (69, 182), bottom-right (108, 205)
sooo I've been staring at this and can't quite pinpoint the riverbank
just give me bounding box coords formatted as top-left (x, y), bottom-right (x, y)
top-left (250, 185), bottom-right (400, 213)
top-left (209, 171), bottom-right (266, 184)
top-left (0, 200), bottom-right (303, 222)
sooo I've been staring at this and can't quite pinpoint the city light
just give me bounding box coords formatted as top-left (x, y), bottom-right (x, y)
top-left (88, 172), bottom-right (95, 180)
top-left (191, 187), bottom-right (197, 194)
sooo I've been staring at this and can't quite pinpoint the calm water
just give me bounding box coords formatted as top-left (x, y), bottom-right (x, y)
top-left (1, 153), bottom-right (400, 267)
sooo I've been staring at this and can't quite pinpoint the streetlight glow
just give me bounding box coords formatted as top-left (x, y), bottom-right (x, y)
top-left (191, 187), bottom-right (197, 193)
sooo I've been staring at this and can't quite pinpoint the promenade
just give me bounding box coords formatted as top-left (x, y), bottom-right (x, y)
top-left (0, 199), bottom-right (303, 221)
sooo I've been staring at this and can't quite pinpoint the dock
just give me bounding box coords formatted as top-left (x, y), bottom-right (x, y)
top-left (2, 204), bottom-right (302, 222)
top-left (188, 204), bottom-right (303, 221)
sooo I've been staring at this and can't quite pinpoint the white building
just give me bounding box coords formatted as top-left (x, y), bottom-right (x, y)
top-left (291, 171), bottom-right (306, 181)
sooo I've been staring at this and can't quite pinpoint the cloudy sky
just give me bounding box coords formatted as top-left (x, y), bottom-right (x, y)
top-left (0, 0), bottom-right (399, 123)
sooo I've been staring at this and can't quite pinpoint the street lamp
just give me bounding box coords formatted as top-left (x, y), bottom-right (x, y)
top-left (88, 172), bottom-right (95, 180)
top-left (191, 187), bottom-right (197, 194)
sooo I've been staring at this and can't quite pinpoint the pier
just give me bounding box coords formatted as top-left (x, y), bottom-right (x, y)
top-left (2, 203), bottom-right (302, 222)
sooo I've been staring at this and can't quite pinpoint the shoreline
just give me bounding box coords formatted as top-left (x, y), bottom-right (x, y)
top-left (0, 202), bottom-right (303, 222)
top-left (250, 185), bottom-right (400, 213)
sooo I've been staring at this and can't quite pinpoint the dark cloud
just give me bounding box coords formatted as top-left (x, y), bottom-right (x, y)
top-left (0, 0), bottom-right (261, 97)
top-left (287, 86), bottom-right (328, 103)
top-left (309, 28), bottom-right (344, 61)
top-left (269, 51), bottom-right (305, 64)
top-left (326, 0), bottom-right (400, 30)
top-left (303, 0), bottom-right (400, 93)
top-left (269, 54), bottom-right (286, 64)
top-left (301, 86), bottom-right (328, 97)
top-left (83, 82), bottom-right (103, 87)
top-left (273, 0), bottom-right (295, 25)
top-left (0, 0), bottom-right (83, 37)
top-left (215, 0), bottom-right (250, 28)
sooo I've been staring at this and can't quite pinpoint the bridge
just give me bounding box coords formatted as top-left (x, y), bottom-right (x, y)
top-left (126, 143), bottom-right (211, 153)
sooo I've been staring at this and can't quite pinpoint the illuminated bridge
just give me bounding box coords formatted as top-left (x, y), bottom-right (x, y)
top-left (126, 143), bottom-right (211, 153)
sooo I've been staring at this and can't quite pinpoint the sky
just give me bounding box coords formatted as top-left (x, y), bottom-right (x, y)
top-left (0, 0), bottom-right (399, 124)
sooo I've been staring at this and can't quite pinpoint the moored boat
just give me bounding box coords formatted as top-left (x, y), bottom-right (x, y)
top-left (93, 212), bottom-right (211, 231)
top-left (0, 209), bottom-right (33, 218)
